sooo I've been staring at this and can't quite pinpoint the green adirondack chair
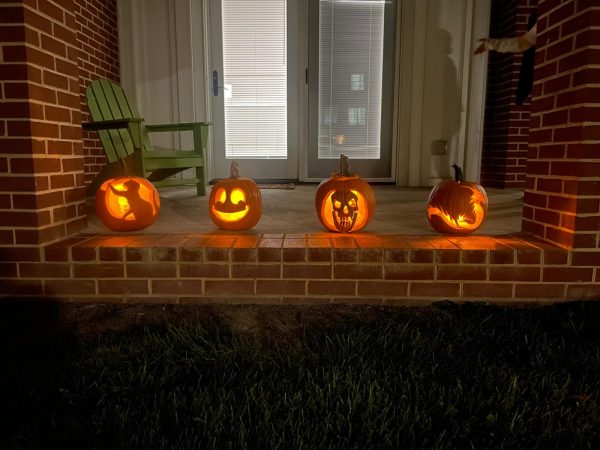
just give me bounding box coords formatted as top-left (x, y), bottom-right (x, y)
top-left (82, 79), bottom-right (212, 196)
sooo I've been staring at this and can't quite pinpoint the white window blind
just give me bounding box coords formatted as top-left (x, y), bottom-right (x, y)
top-left (318, 0), bottom-right (384, 159)
top-left (222, 0), bottom-right (287, 159)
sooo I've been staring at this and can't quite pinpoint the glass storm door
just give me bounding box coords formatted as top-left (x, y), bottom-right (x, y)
top-left (210, 0), bottom-right (300, 181)
top-left (307, 0), bottom-right (397, 180)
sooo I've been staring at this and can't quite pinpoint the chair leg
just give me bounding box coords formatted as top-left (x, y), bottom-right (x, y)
top-left (195, 165), bottom-right (206, 196)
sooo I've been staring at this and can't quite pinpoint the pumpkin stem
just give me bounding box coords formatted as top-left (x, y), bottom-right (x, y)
top-left (230, 161), bottom-right (240, 178)
top-left (338, 154), bottom-right (354, 177)
top-left (451, 164), bottom-right (464, 182)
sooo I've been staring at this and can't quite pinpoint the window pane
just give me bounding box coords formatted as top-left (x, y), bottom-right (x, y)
top-left (222, 0), bottom-right (287, 159)
top-left (318, 0), bottom-right (384, 160)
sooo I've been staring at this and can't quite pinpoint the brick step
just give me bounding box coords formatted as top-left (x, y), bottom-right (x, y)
top-left (1, 232), bottom-right (599, 304)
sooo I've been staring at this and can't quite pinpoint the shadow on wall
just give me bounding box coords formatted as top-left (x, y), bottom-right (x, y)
top-left (430, 28), bottom-right (463, 181)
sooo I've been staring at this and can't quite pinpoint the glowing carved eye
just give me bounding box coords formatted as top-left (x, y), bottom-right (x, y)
top-left (216, 188), bottom-right (227, 204)
top-left (333, 200), bottom-right (341, 209)
top-left (230, 188), bottom-right (246, 205)
top-left (348, 198), bottom-right (356, 208)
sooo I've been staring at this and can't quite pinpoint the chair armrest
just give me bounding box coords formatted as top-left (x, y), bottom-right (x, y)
top-left (145, 122), bottom-right (213, 153)
top-left (144, 122), bottom-right (213, 132)
top-left (81, 117), bottom-right (144, 131)
top-left (82, 118), bottom-right (145, 149)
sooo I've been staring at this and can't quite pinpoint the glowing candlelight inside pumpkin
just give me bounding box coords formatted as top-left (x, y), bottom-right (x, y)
top-left (426, 165), bottom-right (488, 234)
top-left (208, 161), bottom-right (262, 231)
top-left (315, 154), bottom-right (375, 233)
top-left (96, 176), bottom-right (160, 231)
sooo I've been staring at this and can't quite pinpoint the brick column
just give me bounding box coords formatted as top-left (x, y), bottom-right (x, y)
top-left (0, 1), bottom-right (86, 247)
top-left (481, 0), bottom-right (537, 189)
top-left (523, 0), bottom-right (600, 254)
top-left (74, 0), bottom-right (120, 185)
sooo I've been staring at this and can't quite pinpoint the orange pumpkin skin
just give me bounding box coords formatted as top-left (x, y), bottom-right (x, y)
top-left (426, 165), bottom-right (488, 235)
top-left (95, 176), bottom-right (160, 231)
top-left (315, 155), bottom-right (375, 233)
top-left (209, 161), bottom-right (262, 231)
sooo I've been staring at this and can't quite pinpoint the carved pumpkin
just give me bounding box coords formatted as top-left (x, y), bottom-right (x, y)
top-left (427, 164), bottom-right (488, 234)
top-left (209, 161), bottom-right (262, 231)
top-left (96, 176), bottom-right (160, 231)
top-left (315, 154), bottom-right (375, 233)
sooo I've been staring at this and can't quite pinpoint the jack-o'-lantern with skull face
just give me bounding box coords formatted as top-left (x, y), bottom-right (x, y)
top-left (208, 161), bottom-right (262, 231)
top-left (315, 154), bottom-right (375, 233)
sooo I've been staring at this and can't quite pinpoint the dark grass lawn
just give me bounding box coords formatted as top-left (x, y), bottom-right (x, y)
top-left (1, 301), bottom-right (600, 449)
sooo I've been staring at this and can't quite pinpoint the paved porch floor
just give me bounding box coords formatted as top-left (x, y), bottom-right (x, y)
top-left (85, 185), bottom-right (524, 235)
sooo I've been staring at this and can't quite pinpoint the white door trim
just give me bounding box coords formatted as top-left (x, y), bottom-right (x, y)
top-left (395, 0), bottom-right (491, 186)
top-left (298, 0), bottom-right (309, 182)
top-left (395, 0), bottom-right (427, 186)
top-left (198, 0), bottom-right (214, 182)
top-left (463, 0), bottom-right (491, 182)
top-left (119, 0), bottom-right (211, 158)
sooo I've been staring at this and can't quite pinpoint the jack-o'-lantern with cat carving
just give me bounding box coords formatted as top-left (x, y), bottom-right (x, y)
top-left (96, 176), bottom-right (160, 231)
top-left (315, 154), bottom-right (375, 233)
top-left (209, 161), bottom-right (262, 231)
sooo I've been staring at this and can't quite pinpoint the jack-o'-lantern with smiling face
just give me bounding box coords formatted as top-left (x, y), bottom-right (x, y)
top-left (208, 161), bottom-right (262, 231)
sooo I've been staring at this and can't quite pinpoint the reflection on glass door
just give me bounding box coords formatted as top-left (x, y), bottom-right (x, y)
top-left (308, 0), bottom-right (396, 179)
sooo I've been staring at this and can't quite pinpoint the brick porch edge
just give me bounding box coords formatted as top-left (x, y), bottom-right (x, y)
top-left (1, 233), bottom-right (599, 304)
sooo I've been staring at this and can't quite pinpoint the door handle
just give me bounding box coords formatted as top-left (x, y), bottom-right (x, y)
top-left (212, 70), bottom-right (231, 97)
top-left (212, 70), bottom-right (219, 96)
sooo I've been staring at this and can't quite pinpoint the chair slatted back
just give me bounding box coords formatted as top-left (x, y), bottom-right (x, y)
top-left (85, 80), bottom-right (153, 163)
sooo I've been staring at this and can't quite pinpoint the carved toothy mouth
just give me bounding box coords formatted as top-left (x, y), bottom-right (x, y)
top-left (332, 211), bottom-right (358, 232)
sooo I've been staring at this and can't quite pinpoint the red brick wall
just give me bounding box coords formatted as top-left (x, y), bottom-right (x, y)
top-left (2, 233), bottom-right (599, 303)
top-left (74, 0), bottom-right (119, 185)
top-left (523, 0), bottom-right (600, 253)
top-left (481, 0), bottom-right (537, 189)
top-left (0, 1), bottom-right (86, 246)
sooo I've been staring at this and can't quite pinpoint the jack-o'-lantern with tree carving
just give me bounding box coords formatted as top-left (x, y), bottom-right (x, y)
top-left (315, 154), bottom-right (375, 233)
top-left (209, 161), bottom-right (262, 231)
top-left (427, 164), bottom-right (488, 234)
top-left (96, 176), bottom-right (160, 231)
